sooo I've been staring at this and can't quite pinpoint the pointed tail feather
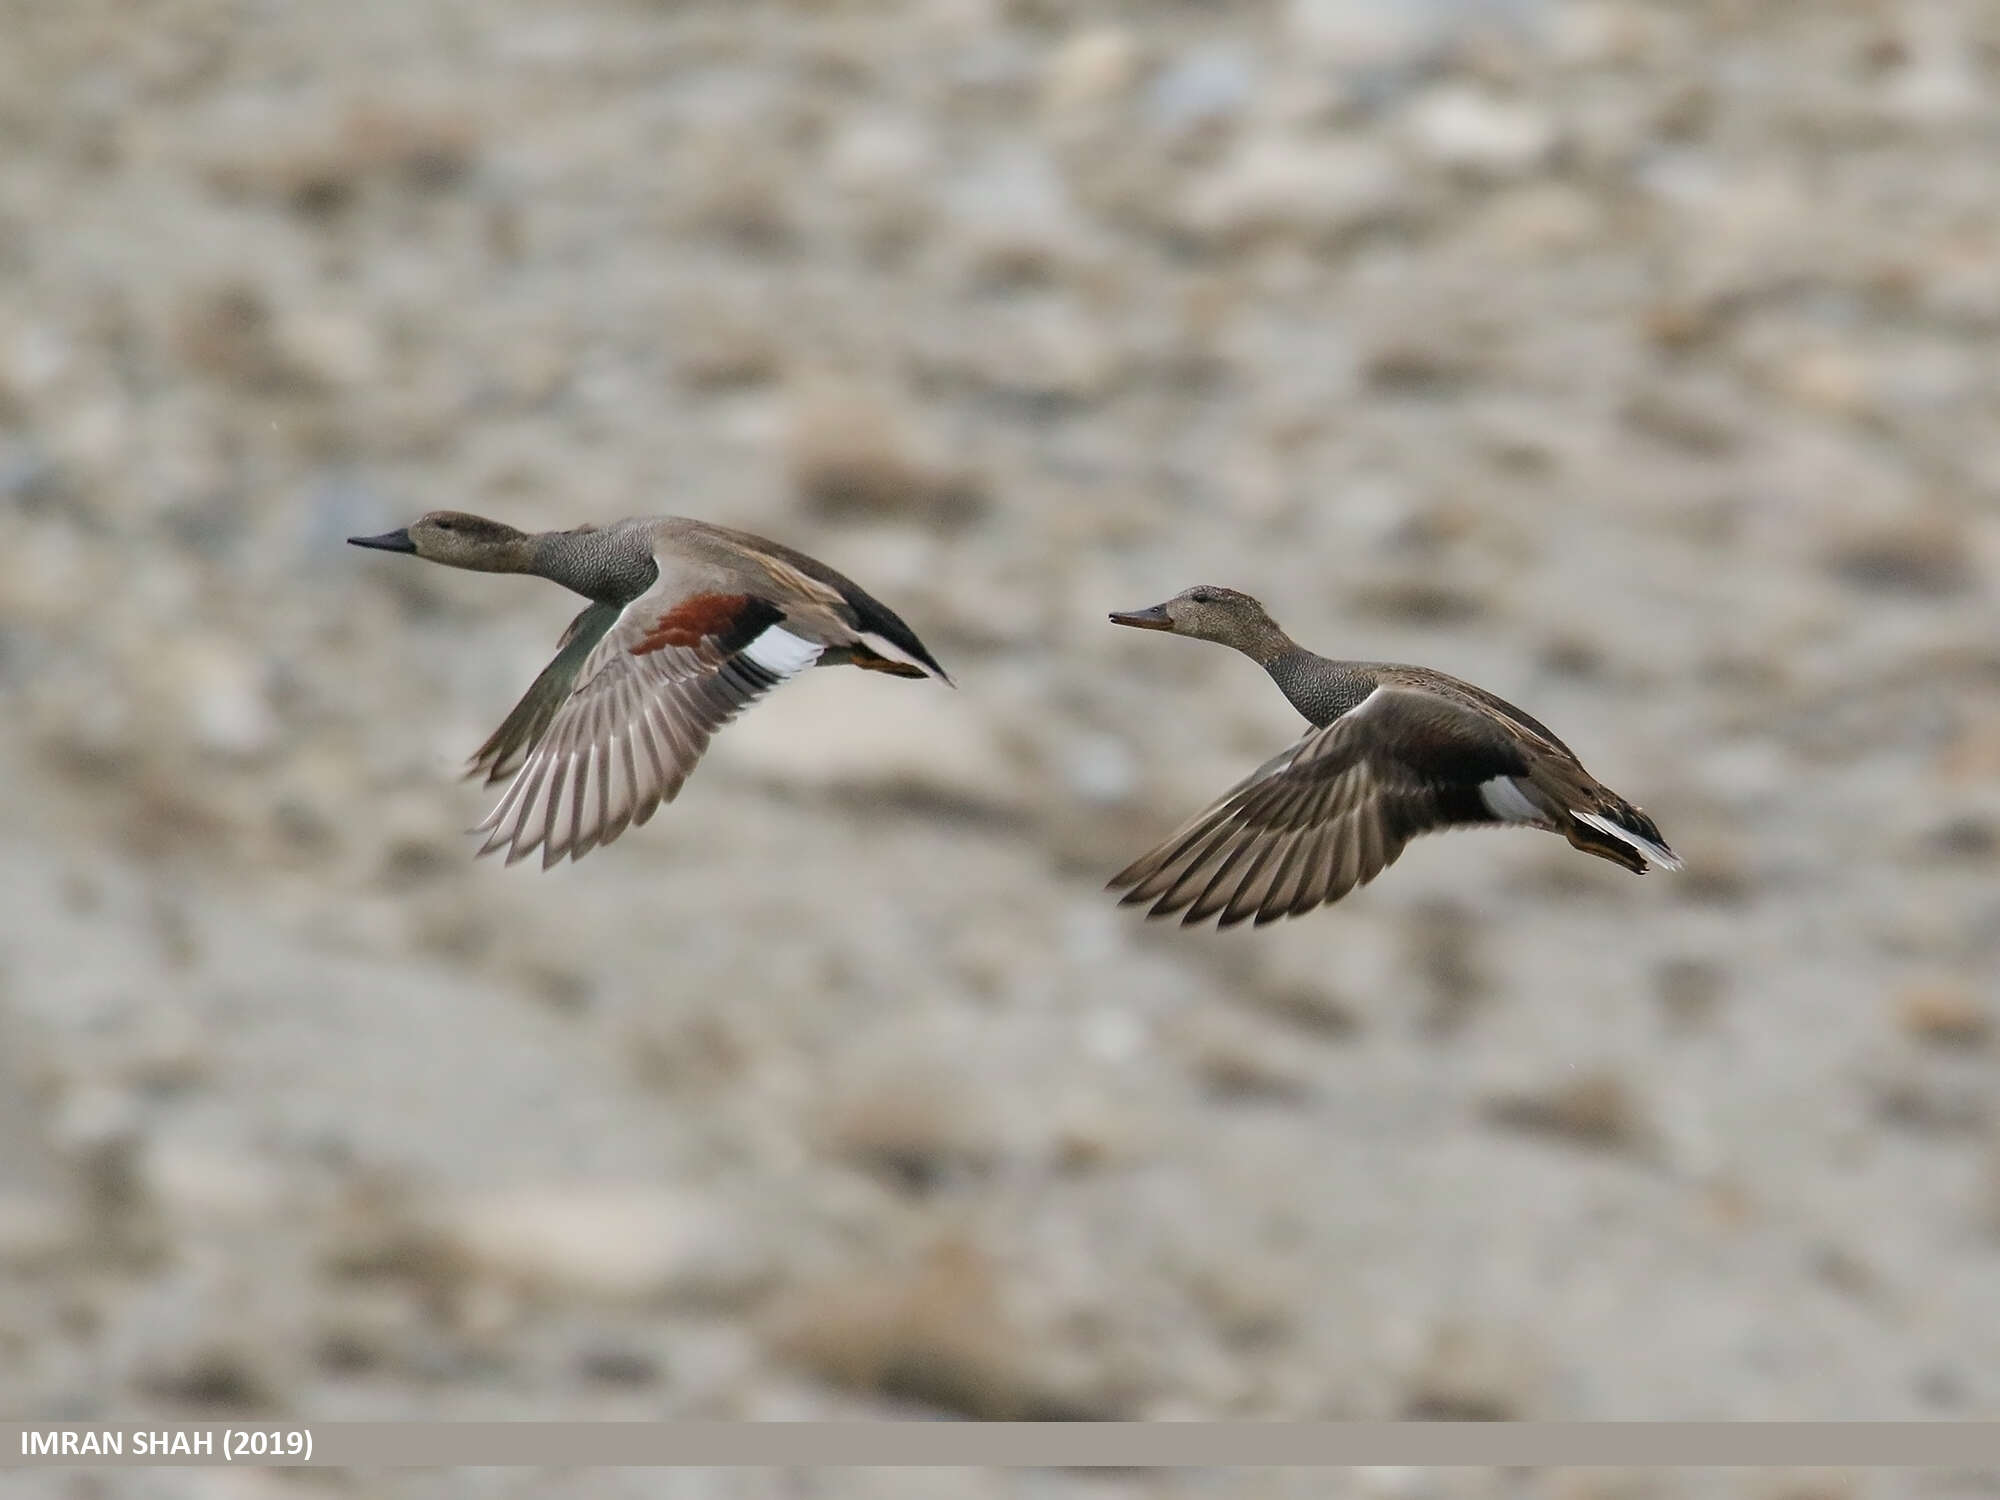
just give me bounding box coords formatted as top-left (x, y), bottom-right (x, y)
top-left (1571, 807), bottom-right (1681, 872)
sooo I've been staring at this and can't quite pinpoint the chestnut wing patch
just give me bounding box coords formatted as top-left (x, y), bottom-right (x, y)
top-left (471, 588), bottom-right (819, 868)
top-left (630, 593), bottom-right (784, 657)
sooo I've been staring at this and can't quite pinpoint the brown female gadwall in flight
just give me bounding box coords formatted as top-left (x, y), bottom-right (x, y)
top-left (351, 512), bottom-right (949, 867)
top-left (1107, 586), bottom-right (1678, 928)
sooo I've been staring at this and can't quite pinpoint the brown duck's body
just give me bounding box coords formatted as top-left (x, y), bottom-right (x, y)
top-left (1107, 587), bottom-right (1678, 929)
top-left (351, 511), bottom-right (949, 868)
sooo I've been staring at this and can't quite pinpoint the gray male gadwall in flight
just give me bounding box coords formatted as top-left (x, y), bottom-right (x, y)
top-left (1107, 586), bottom-right (1678, 928)
top-left (351, 512), bottom-right (949, 867)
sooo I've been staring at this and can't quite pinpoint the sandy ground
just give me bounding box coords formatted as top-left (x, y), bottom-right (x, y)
top-left (2, 0), bottom-right (1999, 1495)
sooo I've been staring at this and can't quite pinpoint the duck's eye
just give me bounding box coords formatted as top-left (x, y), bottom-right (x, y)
top-left (436, 519), bottom-right (455, 531)
top-left (1191, 590), bottom-right (1213, 604)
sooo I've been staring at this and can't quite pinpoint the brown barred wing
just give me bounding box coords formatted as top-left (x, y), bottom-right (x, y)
top-left (1107, 687), bottom-right (1531, 928)
top-left (472, 589), bottom-right (821, 868)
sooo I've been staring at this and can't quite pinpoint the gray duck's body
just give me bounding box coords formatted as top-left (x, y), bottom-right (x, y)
top-left (1107, 586), bottom-right (1679, 929)
top-left (351, 511), bottom-right (949, 868)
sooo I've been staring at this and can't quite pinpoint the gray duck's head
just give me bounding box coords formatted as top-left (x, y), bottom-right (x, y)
top-left (1109, 585), bottom-right (1289, 657)
top-left (348, 511), bottom-right (534, 573)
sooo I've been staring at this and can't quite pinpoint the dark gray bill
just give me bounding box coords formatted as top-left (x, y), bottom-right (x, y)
top-left (1108, 604), bottom-right (1173, 630)
top-left (347, 528), bottom-right (417, 553)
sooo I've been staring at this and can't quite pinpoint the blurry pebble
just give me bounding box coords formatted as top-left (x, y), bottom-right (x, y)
top-left (117, 1259), bottom-right (295, 1412)
top-left (1177, 138), bottom-right (1402, 248)
top-left (274, 309), bottom-right (381, 389)
top-left (1473, 182), bottom-right (1602, 255)
top-left (174, 283), bottom-right (287, 388)
top-left (1935, 714), bottom-right (2000, 782)
top-left (1404, 897), bottom-right (1489, 1038)
top-left (1777, 348), bottom-right (1868, 419)
top-left (787, 383), bottom-right (983, 525)
top-left (769, 1237), bottom-right (1105, 1419)
top-left (1895, 978), bottom-right (1988, 1047)
top-left (1673, 844), bottom-right (1754, 907)
top-left (1655, 956), bottom-right (1726, 1032)
top-left (1286, 0), bottom-right (1468, 71)
top-left (1043, 28), bottom-right (1141, 115)
top-left (438, 1184), bottom-right (767, 1305)
top-left (715, 671), bottom-right (1026, 819)
top-left (135, 1344), bottom-right (278, 1412)
top-left (170, 637), bottom-right (279, 761)
top-left (1551, 3), bottom-right (1661, 67)
top-left (1401, 1322), bottom-right (1535, 1420)
top-left (1869, 1068), bottom-right (1988, 1136)
top-left (1171, 1011), bottom-right (1318, 1105)
top-left (1825, 513), bottom-right (1975, 598)
top-left (1405, 85), bottom-right (1556, 177)
top-left (574, 1343), bottom-right (663, 1387)
top-left (1352, 575), bottom-right (1489, 626)
top-left (0, 1193), bottom-right (75, 1269)
top-left (1058, 731), bottom-right (1138, 807)
top-left (1921, 815), bottom-right (1997, 860)
top-left (1806, 1242), bottom-right (1880, 1302)
top-left (1146, 46), bottom-right (1255, 136)
top-left (821, 1069), bottom-right (999, 1195)
top-left (142, 1143), bottom-right (283, 1226)
top-left (1483, 1069), bottom-right (1652, 1156)
top-left (1242, 977), bottom-right (1361, 1040)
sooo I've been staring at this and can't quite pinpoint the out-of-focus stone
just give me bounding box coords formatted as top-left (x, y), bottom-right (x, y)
top-left (787, 382), bottom-right (984, 524)
top-left (821, 1067), bottom-right (1001, 1194)
top-left (0, 1193), bottom-right (74, 1269)
top-left (1473, 182), bottom-right (1602, 255)
top-left (1053, 730), bottom-right (1139, 808)
top-left (436, 1183), bottom-right (769, 1306)
top-left (1145, 46), bottom-right (1255, 137)
top-left (116, 1260), bottom-right (293, 1412)
top-left (945, 147), bottom-right (1097, 289)
top-left (144, 1143), bottom-right (285, 1226)
top-left (1868, 1068), bottom-right (1987, 1136)
top-left (824, 115), bottom-right (938, 256)
top-left (768, 1237), bottom-right (1107, 1419)
top-left (1656, 956), bottom-right (1726, 1032)
top-left (1177, 137), bottom-right (1403, 248)
top-left (1825, 512), bottom-right (1975, 598)
top-left (1405, 85), bottom-right (1556, 177)
top-left (274, 309), bottom-right (382, 390)
top-left (1895, 979), bottom-right (1987, 1048)
top-left (166, 635), bottom-right (280, 761)
top-left (716, 662), bottom-right (1027, 819)
top-left (1170, 1011), bottom-right (1319, 1105)
top-left (1287, 0), bottom-right (1525, 71)
top-left (1483, 1069), bottom-right (1653, 1157)
top-left (1401, 1322), bottom-right (1537, 1420)
top-left (1777, 347), bottom-right (1869, 419)
top-left (1551, 2), bottom-right (1663, 67)
top-left (1043, 28), bottom-right (1141, 115)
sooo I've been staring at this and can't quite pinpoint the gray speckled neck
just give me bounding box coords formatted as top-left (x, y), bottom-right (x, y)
top-left (1265, 649), bottom-right (1375, 728)
top-left (531, 527), bottom-right (659, 603)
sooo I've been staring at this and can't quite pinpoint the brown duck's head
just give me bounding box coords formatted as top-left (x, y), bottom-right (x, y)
top-left (1110, 585), bottom-right (1286, 654)
top-left (348, 511), bottom-right (534, 573)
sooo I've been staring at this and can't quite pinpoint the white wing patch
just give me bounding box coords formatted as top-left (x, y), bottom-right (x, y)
top-left (1480, 775), bottom-right (1544, 824)
top-left (742, 624), bottom-right (823, 677)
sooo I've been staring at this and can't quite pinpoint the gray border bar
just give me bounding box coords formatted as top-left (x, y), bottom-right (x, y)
top-left (2, 1423), bottom-right (1994, 1467)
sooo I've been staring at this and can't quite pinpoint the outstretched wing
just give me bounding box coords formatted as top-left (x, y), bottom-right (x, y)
top-left (1108, 687), bottom-right (1532, 928)
top-left (473, 586), bottom-right (822, 868)
top-left (466, 601), bottom-right (624, 786)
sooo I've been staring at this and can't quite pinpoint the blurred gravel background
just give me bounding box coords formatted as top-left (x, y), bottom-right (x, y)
top-left (3, 0), bottom-right (1999, 1493)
